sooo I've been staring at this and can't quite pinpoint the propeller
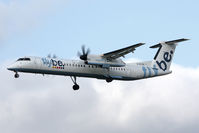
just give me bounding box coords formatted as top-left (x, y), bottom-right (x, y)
top-left (53, 54), bottom-right (57, 58)
top-left (47, 54), bottom-right (51, 58)
top-left (77, 45), bottom-right (90, 61)
top-left (47, 54), bottom-right (57, 58)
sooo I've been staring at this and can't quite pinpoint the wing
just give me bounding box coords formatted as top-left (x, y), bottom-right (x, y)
top-left (102, 43), bottom-right (145, 60)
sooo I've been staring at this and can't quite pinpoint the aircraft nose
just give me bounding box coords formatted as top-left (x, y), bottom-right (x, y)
top-left (7, 63), bottom-right (18, 71)
top-left (7, 65), bottom-right (14, 71)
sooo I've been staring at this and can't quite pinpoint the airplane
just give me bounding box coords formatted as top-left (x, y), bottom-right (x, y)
top-left (7, 38), bottom-right (189, 91)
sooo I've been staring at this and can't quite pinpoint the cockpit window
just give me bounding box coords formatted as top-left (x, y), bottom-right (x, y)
top-left (17, 58), bottom-right (31, 61)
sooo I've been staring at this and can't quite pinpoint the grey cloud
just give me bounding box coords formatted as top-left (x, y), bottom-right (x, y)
top-left (0, 63), bottom-right (199, 133)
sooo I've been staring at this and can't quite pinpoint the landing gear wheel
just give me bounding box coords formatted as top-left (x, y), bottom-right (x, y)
top-left (106, 78), bottom-right (113, 83)
top-left (70, 76), bottom-right (80, 91)
top-left (73, 84), bottom-right (80, 90)
top-left (14, 73), bottom-right (19, 78)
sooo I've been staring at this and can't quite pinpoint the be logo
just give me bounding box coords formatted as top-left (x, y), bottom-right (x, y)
top-left (51, 59), bottom-right (65, 69)
top-left (156, 50), bottom-right (173, 71)
top-left (51, 59), bottom-right (64, 67)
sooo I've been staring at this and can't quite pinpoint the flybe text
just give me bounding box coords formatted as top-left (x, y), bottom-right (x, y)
top-left (41, 58), bottom-right (65, 69)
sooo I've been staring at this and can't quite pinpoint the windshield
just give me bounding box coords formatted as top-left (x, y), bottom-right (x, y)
top-left (17, 58), bottom-right (31, 61)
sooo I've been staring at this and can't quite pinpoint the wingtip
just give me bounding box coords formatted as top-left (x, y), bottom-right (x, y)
top-left (183, 38), bottom-right (190, 41)
top-left (137, 42), bottom-right (145, 46)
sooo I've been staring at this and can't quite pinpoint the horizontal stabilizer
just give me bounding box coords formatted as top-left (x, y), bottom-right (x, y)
top-left (150, 38), bottom-right (189, 48)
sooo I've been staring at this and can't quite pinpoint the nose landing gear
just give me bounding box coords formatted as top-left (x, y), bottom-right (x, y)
top-left (14, 72), bottom-right (19, 78)
top-left (70, 76), bottom-right (80, 91)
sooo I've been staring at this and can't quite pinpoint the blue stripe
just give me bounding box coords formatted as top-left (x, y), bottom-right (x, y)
top-left (142, 66), bottom-right (147, 78)
top-left (147, 67), bottom-right (152, 77)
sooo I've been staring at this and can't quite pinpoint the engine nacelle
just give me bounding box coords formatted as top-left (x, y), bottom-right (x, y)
top-left (86, 55), bottom-right (125, 68)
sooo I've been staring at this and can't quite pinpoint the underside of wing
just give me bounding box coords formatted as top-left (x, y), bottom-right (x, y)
top-left (102, 43), bottom-right (145, 60)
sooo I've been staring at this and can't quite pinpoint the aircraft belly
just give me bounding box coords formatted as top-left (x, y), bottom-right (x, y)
top-left (65, 67), bottom-right (107, 79)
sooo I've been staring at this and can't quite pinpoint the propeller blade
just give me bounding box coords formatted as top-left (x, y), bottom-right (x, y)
top-left (78, 45), bottom-right (91, 61)
top-left (86, 48), bottom-right (90, 55)
top-left (82, 45), bottom-right (86, 55)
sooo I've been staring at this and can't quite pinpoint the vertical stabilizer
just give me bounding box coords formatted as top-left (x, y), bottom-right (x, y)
top-left (150, 38), bottom-right (189, 71)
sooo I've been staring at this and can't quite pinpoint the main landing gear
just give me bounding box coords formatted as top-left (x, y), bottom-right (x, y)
top-left (106, 77), bottom-right (113, 83)
top-left (70, 76), bottom-right (80, 91)
top-left (14, 72), bottom-right (19, 78)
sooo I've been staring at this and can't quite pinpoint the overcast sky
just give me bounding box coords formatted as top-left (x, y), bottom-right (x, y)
top-left (0, 0), bottom-right (199, 133)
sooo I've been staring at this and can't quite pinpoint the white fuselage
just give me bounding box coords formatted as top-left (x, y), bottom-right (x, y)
top-left (7, 56), bottom-right (170, 81)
